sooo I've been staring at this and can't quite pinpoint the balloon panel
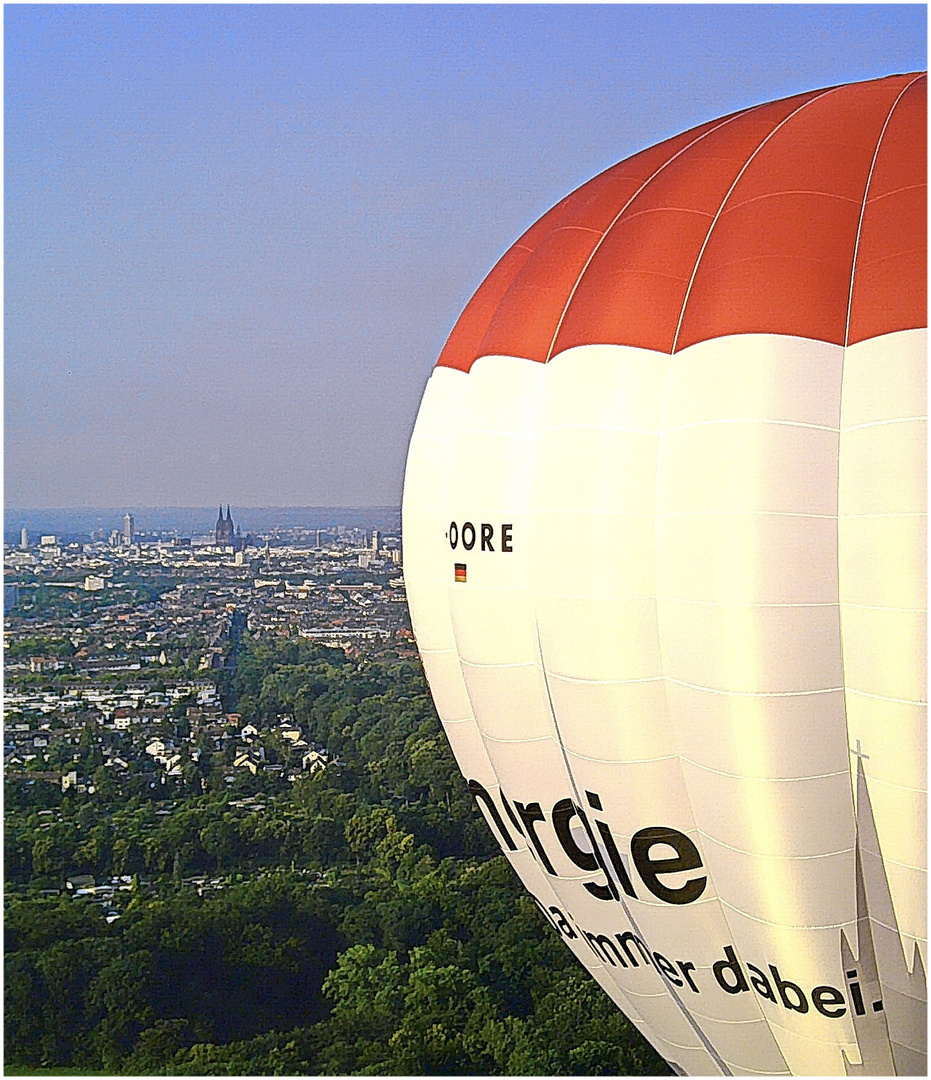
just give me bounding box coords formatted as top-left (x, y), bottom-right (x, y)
top-left (436, 76), bottom-right (925, 372)
top-left (404, 332), bottom-right (925, 1075)
top-left (403, 73), bottom-right (926, 1076)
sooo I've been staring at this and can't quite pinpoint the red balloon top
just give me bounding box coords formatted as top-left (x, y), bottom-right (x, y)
top-left (437, 72), bottom-right (927, 372)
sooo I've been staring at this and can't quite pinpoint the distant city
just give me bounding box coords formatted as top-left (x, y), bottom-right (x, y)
top-left (4, 503), bottom-right (411, 799)
top-left (4, 506), bottom-right (401, 549)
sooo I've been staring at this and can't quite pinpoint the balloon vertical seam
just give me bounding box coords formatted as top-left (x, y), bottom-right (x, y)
top-left (669, 86), bottom-right (844, 356)
top-left (539, 106), bottom-right (757, 366)
top-left (843, 74), bottom-right (925, 351)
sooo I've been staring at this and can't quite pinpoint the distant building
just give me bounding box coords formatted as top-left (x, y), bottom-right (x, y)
top-left (371, 530), bottom-right (380, 553)
top-left (19, 527), bottom-right (28, 550)
top-left (216, 505), bottom-right (232, 546)
top-left (38, 536), bottom-right (61, 557)
top-left (30, 657), bottom-right (64, 672)
top-left (122, 513), bottom-right (134, 546)
top-left (65, 873), bottom-right (94, 890)
top-left (215, 505), bottom-right (242, 551)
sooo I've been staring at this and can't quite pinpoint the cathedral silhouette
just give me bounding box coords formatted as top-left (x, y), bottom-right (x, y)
top-left (214, 505), bottom-right (243, 551)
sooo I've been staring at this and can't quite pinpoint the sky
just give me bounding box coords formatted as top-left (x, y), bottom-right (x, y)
top-left (5, 3), bottom-right (926, 509)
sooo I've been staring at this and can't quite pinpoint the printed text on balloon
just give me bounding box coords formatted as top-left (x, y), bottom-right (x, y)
top-left (447, 521), bottom-right (513, 552)
top-left (468, 780), bottom-right (706, 905)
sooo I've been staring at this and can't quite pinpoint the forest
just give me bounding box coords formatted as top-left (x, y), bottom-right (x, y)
top-left (5, 637), bottom-right (670, 1075)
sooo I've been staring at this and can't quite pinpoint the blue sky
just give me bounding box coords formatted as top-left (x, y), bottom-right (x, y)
top-left (5, 4), bottom-right (926, 508)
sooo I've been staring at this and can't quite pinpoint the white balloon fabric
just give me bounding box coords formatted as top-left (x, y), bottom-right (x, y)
top-left (402, 73), bottom-right (926, 1076)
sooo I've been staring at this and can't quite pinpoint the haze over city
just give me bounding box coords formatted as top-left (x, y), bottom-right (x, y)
top-left (6, 4), bottom-right (926, 509)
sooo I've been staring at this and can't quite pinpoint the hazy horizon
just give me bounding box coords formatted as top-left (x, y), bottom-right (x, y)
top-left (5, 504), bottom-right (402, 545)
top-left (7, 503), bottom-right (402, 511)
top-left (6, 4), bottom-right (925, 509)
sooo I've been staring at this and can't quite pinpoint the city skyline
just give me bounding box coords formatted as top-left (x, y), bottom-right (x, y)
top-left (3, 504), bottom-right (402, 547)
top-left (6, 4), bottom-right (926, 509)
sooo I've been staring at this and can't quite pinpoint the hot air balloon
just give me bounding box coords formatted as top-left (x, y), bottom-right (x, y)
top-left (402, 73), bottom-right (926, 1076)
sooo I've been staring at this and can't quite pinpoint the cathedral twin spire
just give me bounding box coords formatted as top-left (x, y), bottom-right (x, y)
top-left (215, 504), bottom-right (235, 547)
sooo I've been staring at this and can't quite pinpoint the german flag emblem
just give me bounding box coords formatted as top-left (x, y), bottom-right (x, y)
top-left (454, 563), bottom-right (467, 583)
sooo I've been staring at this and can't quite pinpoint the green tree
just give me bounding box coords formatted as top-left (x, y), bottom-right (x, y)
top-left (199, 817), bottom-right (239, 872)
